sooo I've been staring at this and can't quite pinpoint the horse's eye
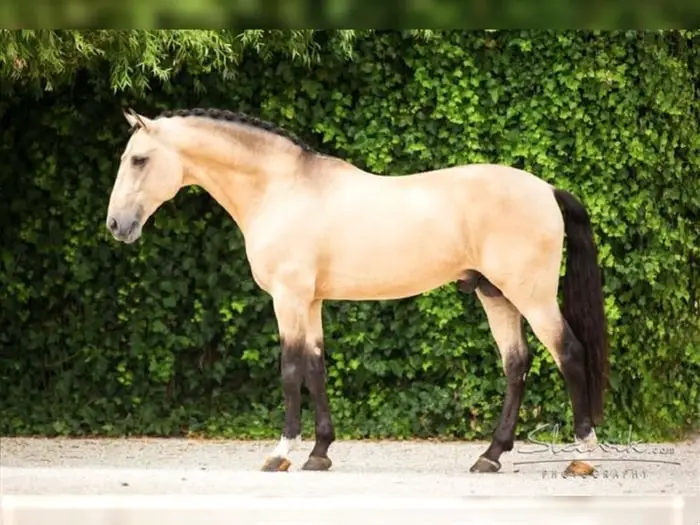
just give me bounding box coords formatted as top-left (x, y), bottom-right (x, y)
top-left (131, 155), bottom-right (149, 168)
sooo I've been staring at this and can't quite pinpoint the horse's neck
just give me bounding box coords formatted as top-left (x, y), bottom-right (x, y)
top-left (169, 124), bottom-right (255, 228)
top-left (174, 121), bottom-right (351, 229)
top-left (183, 161), bottom-right (265, 231)
top-left (183, 148), bottom-right (303, 233)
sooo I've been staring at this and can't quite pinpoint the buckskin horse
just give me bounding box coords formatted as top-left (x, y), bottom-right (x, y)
top-left (105, 107), bottom-right (609, 473)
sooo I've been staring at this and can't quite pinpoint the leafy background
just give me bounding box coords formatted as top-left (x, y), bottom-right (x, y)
top-left (0, 30), bottom-right (698, 442)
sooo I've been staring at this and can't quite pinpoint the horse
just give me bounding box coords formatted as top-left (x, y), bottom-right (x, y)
top-left (106, 107), bottom-right (609, 474)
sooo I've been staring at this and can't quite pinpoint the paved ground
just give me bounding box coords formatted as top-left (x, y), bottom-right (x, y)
top-left (1, 437), bottom-right (698, 525)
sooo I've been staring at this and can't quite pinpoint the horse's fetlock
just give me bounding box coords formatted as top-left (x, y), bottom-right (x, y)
top-left (316, 421), bottom-right (335, 445)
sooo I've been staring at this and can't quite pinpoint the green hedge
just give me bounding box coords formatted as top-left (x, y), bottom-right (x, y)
top-left (1, 30), bottom-right (699, 442)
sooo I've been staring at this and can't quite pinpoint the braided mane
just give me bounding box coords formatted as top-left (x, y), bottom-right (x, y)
top-left (155, 107), bottom-right (315, 154)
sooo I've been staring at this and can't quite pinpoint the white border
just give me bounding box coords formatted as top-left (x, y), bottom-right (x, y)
top-left (1, 495), bottom-right (692, 525)
top-left (0, 494), bottom-right (687, 509)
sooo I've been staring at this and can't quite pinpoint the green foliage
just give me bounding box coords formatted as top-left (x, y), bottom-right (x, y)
top-left (0, 30), bottom-right (698, 443)
top-left (0, 29), bottom-right (370, 95)
top-left (3, 0), bottom-right (700, 29)
top-left (0, 29), bottom-right (439, 95)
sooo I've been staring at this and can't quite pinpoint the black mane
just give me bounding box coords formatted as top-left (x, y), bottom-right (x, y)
top-left (155, 107), bottom-right (315, 153)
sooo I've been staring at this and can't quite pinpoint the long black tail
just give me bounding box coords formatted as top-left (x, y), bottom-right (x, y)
top-left (553, 188), bottom-right (609, 425)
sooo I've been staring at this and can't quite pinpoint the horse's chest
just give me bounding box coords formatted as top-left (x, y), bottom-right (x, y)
top-left (244, 242), bottom-right (277, 292)
top-left (240, 206), bottom-right (321, 295)
top-left (243, 234), bottom-right (312, 294)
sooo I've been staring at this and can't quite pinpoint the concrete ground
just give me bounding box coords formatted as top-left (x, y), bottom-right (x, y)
top-left (1, 436), bottom-right (698, 525)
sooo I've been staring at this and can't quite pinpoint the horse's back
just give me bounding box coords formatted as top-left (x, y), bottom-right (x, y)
top-left (391, 163), bottom-right (563, 248)
top-left (306, 162), bottom-right (563, 300)
top-left (446, 164), bottom-right (561, 233)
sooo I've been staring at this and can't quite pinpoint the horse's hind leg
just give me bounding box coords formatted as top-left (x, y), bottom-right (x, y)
top-left (468, 278), bottom-right (531, 473)
top-left (517, 298), bottom-right (597, 448)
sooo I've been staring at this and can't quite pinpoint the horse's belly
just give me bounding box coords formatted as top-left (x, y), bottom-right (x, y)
top-left (319, 277), bottom-right (456, 301)
top-left (316, 231), bottom-right (466, 300)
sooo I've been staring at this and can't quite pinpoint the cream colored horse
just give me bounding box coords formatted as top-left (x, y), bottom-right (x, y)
top-left (106, 107), bottom-right (609, 473)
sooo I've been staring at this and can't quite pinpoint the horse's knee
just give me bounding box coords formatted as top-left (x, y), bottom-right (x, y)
top-left (280, 338), bottom-right (304, 389)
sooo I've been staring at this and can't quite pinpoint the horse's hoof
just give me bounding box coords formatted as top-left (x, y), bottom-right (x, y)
top-left (261, 456), bottom-right (292, 472)
top-left (563, 460), bottom-right (595, 477)
top-left (301, 455), bottom-right (332, 471)
top-left (469, 456), bottom-right (501, 473)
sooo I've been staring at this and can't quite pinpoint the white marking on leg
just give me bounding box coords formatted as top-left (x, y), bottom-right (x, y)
top-left (575, 427), bottom-right (598, 452)
top-left (270, 435), bottom-right (301, 459)
top-left (571, 427), bottom-right (598, 463)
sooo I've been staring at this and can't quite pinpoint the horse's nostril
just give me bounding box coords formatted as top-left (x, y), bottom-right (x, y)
top-left (108, 217), bottom-right (119, 233)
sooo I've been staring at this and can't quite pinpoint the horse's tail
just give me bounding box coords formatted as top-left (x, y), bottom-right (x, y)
top-left (553, 188), bottom-right (609, 425)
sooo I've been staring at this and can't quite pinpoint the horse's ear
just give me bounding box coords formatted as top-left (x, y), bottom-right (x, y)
top-left (123, 108), bottom-right (152, 131)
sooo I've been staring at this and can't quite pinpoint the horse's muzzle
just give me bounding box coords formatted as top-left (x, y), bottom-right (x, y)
top-left (106, 213), bottom-right (141, 243)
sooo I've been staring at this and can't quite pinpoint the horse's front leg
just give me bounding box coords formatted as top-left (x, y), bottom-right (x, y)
top-left (300, 299), bottom-right (335, 471)
top-left (260, 291), bottom-right (335, 472)
top-left (260, 289), bottom-right (305, 472)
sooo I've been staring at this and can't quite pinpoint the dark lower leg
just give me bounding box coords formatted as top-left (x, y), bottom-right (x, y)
top-left (280, 338), bottom-right (304, 440)
top-left (558, 322), bottom-right (593, 440)
top-left (261, 337), bottom-right (304, 471)
top-left (303, 340), bottom-right (335, 460)
top-left (473, 347), bottom-right (531, 471)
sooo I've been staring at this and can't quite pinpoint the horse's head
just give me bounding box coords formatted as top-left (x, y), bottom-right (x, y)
top-left (105, 109), bottom-right (185, 243)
